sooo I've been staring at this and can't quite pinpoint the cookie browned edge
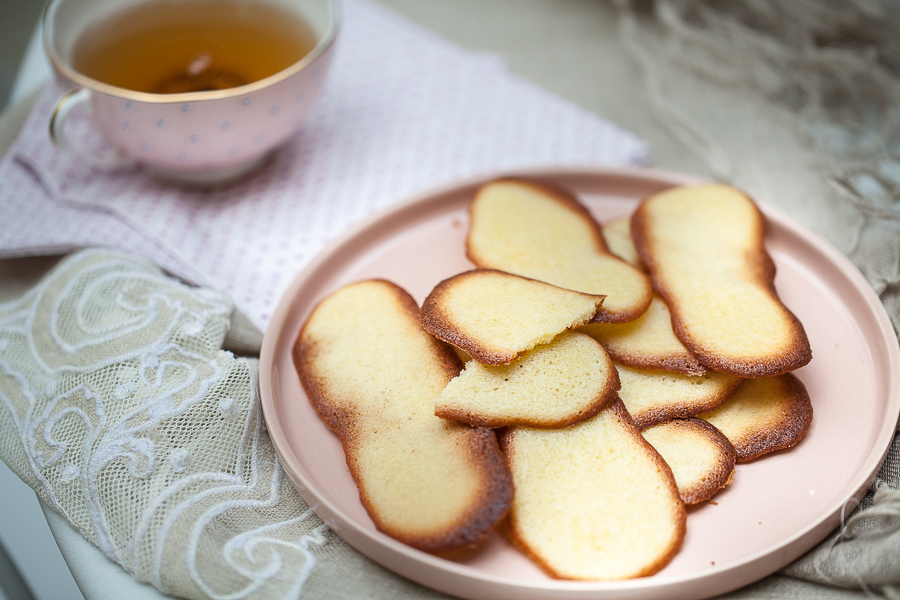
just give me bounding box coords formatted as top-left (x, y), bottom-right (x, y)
top-left (435, 337), bottom-right (621, 429)
top-left (729, 373), bottom-right (814, 463)
top-left (595, 221), bottom-right (709, 376)
top-left (465, 177), bottom-right (653, 324)
top-left (292, 279), bottom-right (514, 555)
top-left (629, 373), bottom-right (745, 430)
top-left (606, 344), bottom-right (707, 378)
top-left (630, 186), bottom-right (813, 378)
top-left (648, 418), bottom-right (737, 506)
top-left (420, 268), bottom-right (605, 366)
top-left (497, 398), bottom-right (687, 580)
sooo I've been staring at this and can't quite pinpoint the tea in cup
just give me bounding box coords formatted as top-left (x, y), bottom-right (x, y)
top-left (44, 0), bottom-right (339, 184)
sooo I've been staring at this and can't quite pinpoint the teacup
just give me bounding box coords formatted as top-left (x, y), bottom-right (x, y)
top-left (44, 0), bottom-right (340, 185)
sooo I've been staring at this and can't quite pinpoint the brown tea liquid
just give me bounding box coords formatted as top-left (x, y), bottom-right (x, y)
top-left (72, 0), bottom-right (317, 94)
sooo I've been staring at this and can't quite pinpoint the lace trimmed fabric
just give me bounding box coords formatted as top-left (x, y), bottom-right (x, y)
top-left (0, 248), bottom-right (450, 600)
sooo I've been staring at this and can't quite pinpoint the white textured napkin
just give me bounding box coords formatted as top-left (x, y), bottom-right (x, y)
top-left (0, 0), bottom-right (646, 333)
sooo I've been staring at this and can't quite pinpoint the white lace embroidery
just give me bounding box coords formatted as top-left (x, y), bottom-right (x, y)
top-left (0, 249), bottom-right (328, 599)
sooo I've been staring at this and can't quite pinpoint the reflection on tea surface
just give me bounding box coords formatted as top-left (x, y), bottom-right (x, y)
top-left (72, 0), bottom-right (317, 94)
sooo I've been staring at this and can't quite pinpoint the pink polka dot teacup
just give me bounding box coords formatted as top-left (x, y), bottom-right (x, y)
top-left (44, 0), bottom-right (339, 185)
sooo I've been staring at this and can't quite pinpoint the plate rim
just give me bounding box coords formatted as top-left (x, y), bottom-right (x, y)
top-left (259, 165), bottom-right (900, 599)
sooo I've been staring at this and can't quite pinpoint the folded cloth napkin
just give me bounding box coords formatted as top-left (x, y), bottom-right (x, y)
top-left (0, 247), bottom-right (457, 600)
top-left (0, 0), bottom-right (647, 333)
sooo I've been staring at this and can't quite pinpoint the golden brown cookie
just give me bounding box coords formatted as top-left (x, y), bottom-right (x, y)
top-left (699, 373), bottom-right (813, 462)
top-left (437, 331), bottom-right (619, 428)
top-left (420, 269), bottom-right (605, 365)
top-left (467, 179), bottom-right (653, 324)
top-left (600, 215), bottom-right (641, 267)
top-left (642, 418), bottom-right (737, 505)
top-left (582, 295), bottom-right (707, 376)
top-left (631, 183), bottom-right (812, 377)
top-left (616, 362), bottom-right (743, 430)
top-left (294, 279), bottom-right (513, 554)
top-left (499, 399), bottom-right (686, 580)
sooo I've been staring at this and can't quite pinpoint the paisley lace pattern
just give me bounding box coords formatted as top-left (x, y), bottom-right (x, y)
top-left (0, 249), bottom-right (334, 599)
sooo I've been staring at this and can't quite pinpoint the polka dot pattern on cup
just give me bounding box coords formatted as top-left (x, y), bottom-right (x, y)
top-left (80, 48), bottom-right (333, 172)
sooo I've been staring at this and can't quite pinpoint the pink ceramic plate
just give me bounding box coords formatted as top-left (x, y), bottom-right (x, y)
top-left (259, 166), bottom-right (900, 600)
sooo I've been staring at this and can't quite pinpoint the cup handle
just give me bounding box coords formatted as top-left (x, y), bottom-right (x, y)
top-left (49, 88), bottom-right (135, 168)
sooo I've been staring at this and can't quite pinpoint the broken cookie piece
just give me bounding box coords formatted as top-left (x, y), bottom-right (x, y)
top-left (437, 331), bottom-right (619, 429)
top-left (420, 269), bottom-right (605, 365)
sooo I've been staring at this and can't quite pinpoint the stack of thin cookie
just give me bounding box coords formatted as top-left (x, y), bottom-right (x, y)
top-left (291, 177), bottom-right (813, 582)
top-left (593, 183), bottom-right (812, 461)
